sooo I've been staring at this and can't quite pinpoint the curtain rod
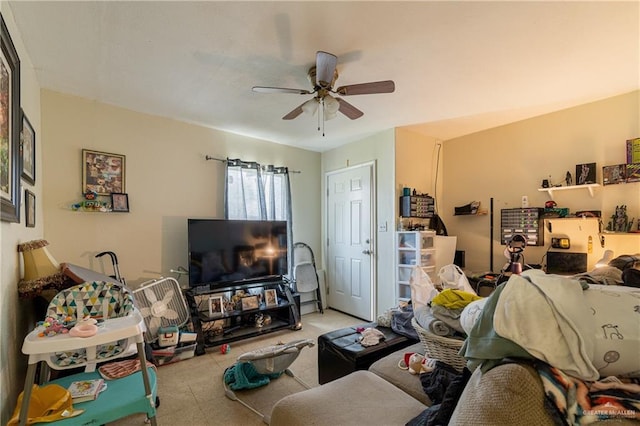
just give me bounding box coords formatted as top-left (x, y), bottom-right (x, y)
top-left (205, 155), bottom-right (301, 173)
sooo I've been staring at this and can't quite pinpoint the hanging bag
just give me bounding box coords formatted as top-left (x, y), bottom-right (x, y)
top-left (410, 266), bottom-right (439, 310)
top-left (438, 264), bottom-right (476, 294)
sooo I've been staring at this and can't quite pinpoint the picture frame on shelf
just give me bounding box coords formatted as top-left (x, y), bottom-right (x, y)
top-left (82, 149), bottom-right (125, 195)
top-left (602, 164), bottom-right (626, 186)
top-left (111, 193), bottom-right (129, 212)
top-left (20, 110), bottom-right (35, 185)
top-left (25, 189), bottom-right (35, 227)
top-left (208, 295), bottom-right (224, 317)
top-left (626, 163), bottom-right (640, 183)
top-left (241, 295), bottom-right (259, 311)
top-left (575, 162), bottom-right (596, 185)
top-left (264, 289), bottom-right (278, 306)
top-left (1, 15), bottom-right (21, 223)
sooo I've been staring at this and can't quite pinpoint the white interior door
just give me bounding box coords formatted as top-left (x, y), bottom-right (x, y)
top-left (326, 163), bottom-right (374, 321)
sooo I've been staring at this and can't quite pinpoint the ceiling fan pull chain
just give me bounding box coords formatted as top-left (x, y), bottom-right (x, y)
top-left (322, 98), bottom-right (326, 136)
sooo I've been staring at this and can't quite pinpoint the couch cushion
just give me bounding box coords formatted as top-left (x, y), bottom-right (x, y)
top-left (449, 362), bottom-right (555, 426)
top-left (270, 370), bottom-right (427, 426)
top-left (368, 342), bottom-right (432, 406)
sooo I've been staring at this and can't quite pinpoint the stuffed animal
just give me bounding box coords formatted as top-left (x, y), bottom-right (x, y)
top-left (408, 353), bottom-right (436, 375)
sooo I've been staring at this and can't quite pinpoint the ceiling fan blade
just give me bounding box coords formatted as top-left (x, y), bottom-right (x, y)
top-left (337, 98), bottom-right (364, 120)
top-left (316, 51), bottom-right (337, 88)
top-left (253, 86), bottom-right (312, 95)
top-left (282, 103), bottom-right (305, 120)
top-left (335, 80), bottom-right (395, 96)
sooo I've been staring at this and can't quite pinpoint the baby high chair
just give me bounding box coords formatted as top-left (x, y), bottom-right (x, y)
top-left (17, 281), bottom-right (157, 426)
top-left (44, 280), bottom-right (137, 369)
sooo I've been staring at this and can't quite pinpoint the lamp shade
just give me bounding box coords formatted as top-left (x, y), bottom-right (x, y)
top-left (18, 240), bottom-right (60, 281)
top-left (301, 98), bottom-right (319, 115)
top-left (323, 95), bottom-right (340, 114)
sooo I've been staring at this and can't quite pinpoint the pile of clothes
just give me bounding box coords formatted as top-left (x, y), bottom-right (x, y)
top-left (413, 289), bottom-right (482, 339)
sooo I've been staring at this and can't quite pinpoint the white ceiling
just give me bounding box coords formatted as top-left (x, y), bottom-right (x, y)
top-left (8, 1), bottom-right (640, 152)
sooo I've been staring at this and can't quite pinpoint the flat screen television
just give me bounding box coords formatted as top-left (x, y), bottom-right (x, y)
top-left (187, 219), bottom-right (288, 289)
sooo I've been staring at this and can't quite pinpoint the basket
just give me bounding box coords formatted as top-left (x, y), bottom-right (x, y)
top-left (411, 317), bottom-right (467, 372)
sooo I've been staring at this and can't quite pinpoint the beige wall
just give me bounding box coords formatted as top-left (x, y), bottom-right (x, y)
top-left (395, 128), bottom-right (442, 226)
top-left (41, 90), bottom-right (322, 286)
top-left (0, 5), bottom-right (42, 423)
top-left (441, 91), bottom-right (640, 273)
top-left (321, 129), bottom-right (395, 316)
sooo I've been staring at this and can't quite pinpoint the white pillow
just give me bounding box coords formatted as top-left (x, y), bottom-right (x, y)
top-left (583, 284), bottom-right (640, 378)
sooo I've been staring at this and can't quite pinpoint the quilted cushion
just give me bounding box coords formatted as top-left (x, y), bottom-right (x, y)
top-left (45, 281), bottom-right (134, 368)
top-left (47, 281), bottom-right (134, 320)
top-left (449, 363), bottom-right (554, 426)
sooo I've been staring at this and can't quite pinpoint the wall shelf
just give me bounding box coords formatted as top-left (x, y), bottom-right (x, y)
top-left (538, 183), bottom-right (600, 199)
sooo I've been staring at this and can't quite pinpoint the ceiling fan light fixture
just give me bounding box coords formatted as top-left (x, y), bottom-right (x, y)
top-left (301, 98), bottom-right (319, 115)
top-left (324, 110), bottom-right (337, 121)
top-left (323, 95), bottom-right (340, 114)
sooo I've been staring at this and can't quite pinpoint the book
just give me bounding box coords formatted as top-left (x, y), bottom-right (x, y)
top-left (67, 379), bottom-right (106, 403)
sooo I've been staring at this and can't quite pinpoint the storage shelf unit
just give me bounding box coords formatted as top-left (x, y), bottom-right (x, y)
top-left (399, 195), bottom-right (435, 218)
top-left (501, 208), bottom-right (545, 246)
top-left (184, 279), bottom-right (301, 355)
top-left (396, 230), bottom-right (436, 302)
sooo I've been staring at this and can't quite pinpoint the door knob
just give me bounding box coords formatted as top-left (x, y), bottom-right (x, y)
top-left (362, 249), bottom-right (372, 255)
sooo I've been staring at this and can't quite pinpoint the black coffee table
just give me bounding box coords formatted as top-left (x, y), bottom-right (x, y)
top-left (317, 323), bottom-right (417, 384)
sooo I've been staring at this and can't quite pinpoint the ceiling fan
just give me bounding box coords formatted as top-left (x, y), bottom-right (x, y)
top-left (252, 51), bottom-right (395, 126)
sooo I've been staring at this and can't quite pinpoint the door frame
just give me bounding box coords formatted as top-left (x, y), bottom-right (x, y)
top-left (324, 161), bottom-right (377, 320)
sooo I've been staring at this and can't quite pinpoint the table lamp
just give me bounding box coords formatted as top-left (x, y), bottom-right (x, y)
top-left (17, 239), bottom-right (70, 298)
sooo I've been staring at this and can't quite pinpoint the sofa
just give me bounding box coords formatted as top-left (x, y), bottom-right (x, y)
top-left (271, 268), bottom-right (640, 425)
top-left (270, 341), bottom-right (638, 426)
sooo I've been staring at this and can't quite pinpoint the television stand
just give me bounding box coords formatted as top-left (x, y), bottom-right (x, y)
top-left (184, 278), bottom-right (301, 355)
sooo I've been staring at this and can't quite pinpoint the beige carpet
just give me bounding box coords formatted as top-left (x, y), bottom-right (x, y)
top-left (224, 369), bottom-right (311, 423)
top-left (111, 309), bottom-right (364, 426)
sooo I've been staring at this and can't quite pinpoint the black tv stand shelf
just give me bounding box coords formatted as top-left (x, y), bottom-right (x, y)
top-left (184, 278), bottom-right (301, 355)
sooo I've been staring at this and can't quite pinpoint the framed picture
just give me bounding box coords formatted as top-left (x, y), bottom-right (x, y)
top-left (208, 295), bottom-right (224, 317)
top-left (111, 192), bottom-right (129, 212)
top-left (241, 295), bottom-right (260, 311)
top-left (627, 163), bottom-right (640, 183)
top-left (82, 149), bottom-right (125, 195)
top-left (25, 189), bottom-right (35, 227)
top-left (575, 162), bottom-right (596, 185)
top-left (602, 164), bottom-right (626, 185)
top-left (20, 110), bottom-right (35, 184)
top-left (264, 289), bottom-right (278, 306)
top-left (1, 14), bottom-right (21, 223)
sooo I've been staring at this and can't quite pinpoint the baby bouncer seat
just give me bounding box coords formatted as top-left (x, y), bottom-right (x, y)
top-left (223, 339), bottom-right (315, 424)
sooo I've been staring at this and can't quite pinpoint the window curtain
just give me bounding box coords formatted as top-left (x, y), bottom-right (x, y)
top-left (225, 159), bottom-right (293, 277)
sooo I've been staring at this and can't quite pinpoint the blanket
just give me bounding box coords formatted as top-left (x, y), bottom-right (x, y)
top-left (494, 270), bottom-right (598, 381)
top-left (459, 282), bottom-right (534, 373)
top-left (537, 361), bottom-right (640, 425)
top-left (414, 305), bottom-right (455, 337)
top-left (495, 270), bottom-right (640, 380)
